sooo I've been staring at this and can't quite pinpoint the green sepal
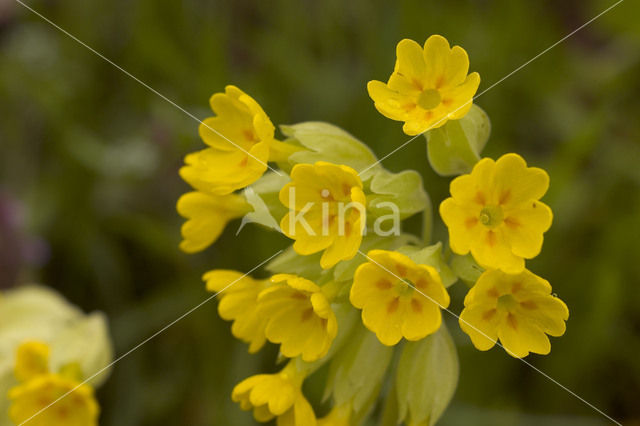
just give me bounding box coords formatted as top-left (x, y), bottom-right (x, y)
top-left (366, 168), bottom-right (429, 221)
top-left (240, 172), bottom-right (290, 232)
top-left (265, 245), bottom-right (325, 281)
top-left (396, 323), bottom-right (459, 426)
top-left (425, 104), bottom-right (491, 176)
top-left (323, 323), bottom-right (393, 414)
top-left (397, 243), bottom-right (457, 287)
top-left (450, 253), bottom-right (484, 288)
top-left (281, 122), bottom-right (381, 179)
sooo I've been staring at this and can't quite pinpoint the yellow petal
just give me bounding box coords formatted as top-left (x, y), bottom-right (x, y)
top-left (459, 304), bottom-right (498, 351)
top-left (423, 35), bottom-right (451, 88)
top-left (395, 38), bottom-right (427, 83)
top-left (494, 153), bottom-right (550, 207)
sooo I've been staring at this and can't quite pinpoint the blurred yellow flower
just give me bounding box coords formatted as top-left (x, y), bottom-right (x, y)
top-left (459, 268), bottom-right (568, 358)
top-left (279, 162), bottom-right (366, 269)
top-left (177, 191), bottom-right (250, 253)
top-left (368, 35), bottom-right (480, 136)
top-left (350, 250), bottom-right (450, 346)
top-left (232, 361), bottom-right (316, 426)
top-left (204, 270), bottom-right (270, 353)
top-left (179, 85), bottom-right (275, 195)
top-left (8, 341), bottom-right (99, 426)
top-left (258, 274), bottom-right (338, 362)
top-left (13, 341), bottom-right (50, 382)
top-left (439, 153), bottom-right (552, 273)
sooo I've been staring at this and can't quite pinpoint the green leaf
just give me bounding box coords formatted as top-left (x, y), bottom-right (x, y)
top-left (425, 104), bottom-right (491, 176)
top-left (239, 172), bottom-right (290, 233)
top-left (282, 122), bottom-right (381, 179)
top-left (367, 168), bottom-right (429, 220)
top-left (265, 245), bottom-right (325, 280)
top-left (396, 323), bottom-right (459, 426)
top-left (397, 243), bottom-right (458, 287)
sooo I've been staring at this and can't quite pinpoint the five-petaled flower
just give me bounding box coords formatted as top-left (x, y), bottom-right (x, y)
top-left (279, 162), bottom-right (366, 269)
top-left (179, 85), bottom-right (275, 195)
top-left (459, 268), bottom-right (569, 358)
top-left (350, 250), bottom-right (450, 346)
top-left (439, 153), bottom-right (553, 273)
top-left (177, 191), bottom-right (251, 253)
top-left (258, 274), bottom-right (338, 362)
top-left (8, 341), bottom-right (99, 426)
top-left (232, 361), bottom-right (316, 426)
top-left (204, 270), bottom-right (270, 353)
top-left (368, 35), bottom-right (480, 136)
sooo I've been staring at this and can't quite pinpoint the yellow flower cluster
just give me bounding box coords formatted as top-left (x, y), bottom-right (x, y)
top-left (178, 34), bottom-right (570, 425)
top-left (8, 342), bottom-right (99, 426)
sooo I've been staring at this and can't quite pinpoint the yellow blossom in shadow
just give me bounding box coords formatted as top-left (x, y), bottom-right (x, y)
top-left (279, 162), bottom-right (366, 269)
top-left (368, 35), bottom-right (480, 136)
top-left (177, 191), bottom-right (251, 253)
top-left (179, 85), bottom-right (275, 195)
top-left (350, 250), bottom-right (450, 346)
top-left (204, 270), bottom-right (270, 353)
top-left (459, 268), bottom-right (569, 358)
top-left (258, 274), bottom-right (338, 362)
top-left (232, 361), bottom-right (316, 426)
top-left (13, 341), bottom-right (50, 383)
top-left (440, 153), bottom-right (552, 273)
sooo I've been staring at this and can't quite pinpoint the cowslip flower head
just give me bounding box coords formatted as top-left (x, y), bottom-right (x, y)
top-left (279, 161), bottom-right (366, 269)
top-left (204, 270), bottom-right (270, 353)
top-left (258, 274), bottom-right (338, 362)
top-left (8, 341), bottom-right (99, 426)
top-left (459, 268), bottom-right (569, 358)
top-left (367, 35), bottom-right (480, 136)
top-left (232, 361), bottom-right (316, 426)
top-left (439, 153), bottom-right (552, 273)
top-left (177, 191), bottom-right (250, 253)
top-left (350, 250), bottom-right (450, 346)
top-left (179, 85), bottom-right (275, 195)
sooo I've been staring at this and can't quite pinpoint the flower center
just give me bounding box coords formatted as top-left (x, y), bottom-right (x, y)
top-left (417, 89), bottom-right (441, 110)
top-left (479, 205), bottom-right (504, 228)
top-left (393, 279), bottom-right (415, 296)
top-left (497, 294), bottom-right (518, 311)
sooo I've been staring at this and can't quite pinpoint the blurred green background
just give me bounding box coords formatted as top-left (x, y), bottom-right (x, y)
top-left (1, 0), bottom-right (639, 425)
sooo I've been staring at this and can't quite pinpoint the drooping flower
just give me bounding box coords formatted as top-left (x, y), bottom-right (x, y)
top-left (177, 191), bottom-right (251, 253)
top-left (179, 85), bottom-right (275, 195)
top-left (439, 153), bottom-right (553, 273)
top-left (367, 35), bottom-right (480, 136)
top-left (8, 341), bottom-right (99, 426)
top-left (232, 361), bottom-right (316, 426)
top-left (459, 268), bottom-right (569, 358)
top-left (350, 250), bottom-right (450, 346)
top-left (204, 270), bottom-right (270, 353)
top-left (258, 274), bottom-right (337, 362)
top-left (279, 162), bottom-right (366, 269)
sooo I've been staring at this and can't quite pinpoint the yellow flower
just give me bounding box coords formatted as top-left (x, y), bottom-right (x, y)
top-left (204, 270), bottom-right (270, 353)
top-left (8, 373), bottom-right (99, 426)
top-left (232, 361), bottom-right (316, 426)
top-left (279, 162), bottom-right (366, 269)
top-left (368, 35), bottom-right (480, 136)
top-left (350, 250), bottom-right (450, 346)
top-left (459, 268), bottom-right (569, 358)
top-left (258, 274), bottom-right (338, 362)
top-left (317, 403), bottom-right (351, 426)
top-left (439, 153), bottom-right (552, 273)
top-left (177, 191), bottom-right (250, 253)
top-left (179, 85), bottom-right (275, 195)
top-left (14, 341), bottom-right (50, 382)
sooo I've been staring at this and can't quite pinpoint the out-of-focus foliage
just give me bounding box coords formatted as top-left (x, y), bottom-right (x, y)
top-left (1, 0), bottom-right (639, 425)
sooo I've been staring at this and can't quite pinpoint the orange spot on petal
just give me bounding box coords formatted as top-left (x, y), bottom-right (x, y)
top-left (376, 279), bottom-right (392, 290)
top-left (396, 264), bottom-right (407, 276)
top-left (465, 217), bottom-right (479, 229)
top-left (474, 191), bottom-right (486, 206)
top-left (411, 298), bottom-right (423, 313)
top-left (520, 300), bottom-right (537, 310)
top-left (507, 313), bottom-right (518, 330)
top-left (387, 298), bottom-right (400, 314)
top-left (482, 309), bottom-right (497, 321)
top-left (499, 190), bottom-right (511, 205)
top-left (504, 217), bottom-right (520, 229)
top-left (486, 230), bottom-right (497, 247)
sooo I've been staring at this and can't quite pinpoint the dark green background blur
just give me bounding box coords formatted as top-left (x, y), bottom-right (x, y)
top-left (1, 0), bottom-right (639, 425)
